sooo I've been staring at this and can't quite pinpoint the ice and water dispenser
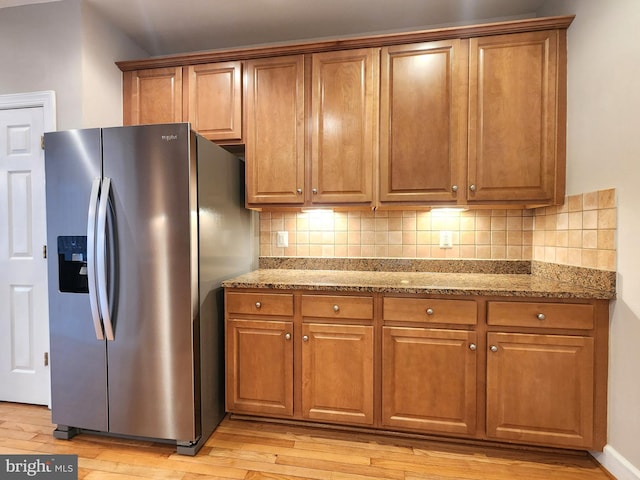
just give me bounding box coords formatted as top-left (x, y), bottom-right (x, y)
top-left (57, 236), bottom-right (88, 293)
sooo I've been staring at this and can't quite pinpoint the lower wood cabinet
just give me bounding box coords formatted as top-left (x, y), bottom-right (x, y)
top-left (224, 288), bottom-right (608, 451)
top-left (382, 327), bottom-right (477, 435)
top-left (302, 323), bottom-right (374, 425)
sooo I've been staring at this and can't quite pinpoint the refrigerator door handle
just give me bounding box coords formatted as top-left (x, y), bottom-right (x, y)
top-left (87, 178), bottom-right (104, 340)
top-left (96, 177), bottom-right (115, 341)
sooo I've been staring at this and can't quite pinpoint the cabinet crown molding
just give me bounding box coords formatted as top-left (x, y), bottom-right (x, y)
top-left (117, 15), bottom-right (574, 72)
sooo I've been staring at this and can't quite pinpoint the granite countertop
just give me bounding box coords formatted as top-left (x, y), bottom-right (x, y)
top-left (221, 267), bottom-right (615, 300)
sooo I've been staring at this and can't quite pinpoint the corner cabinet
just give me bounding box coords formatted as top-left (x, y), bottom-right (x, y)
top-left (467, 30), bottom-right (566, 205)
top-left (225, 287), bottom-right (608, 451)
top-left (123, 62), bottom-right (243, 144)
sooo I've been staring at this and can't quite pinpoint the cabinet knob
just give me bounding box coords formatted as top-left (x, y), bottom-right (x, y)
top-left (469, 184), bottom-right (477, 192)
top-left (312, 188), bottom-right (318, 194)
top-left (537, 313), bottom-right (546, 320)
top-left (452, 185), bottom-right (458, 192)
top-left (296, 188), bottom-right (302, 194)
top-left (302, 335), bottom-right (309, 342)
top-left (490, 345), bottom-right (498, 353)
top-left (255, 302), bottom-right (261, 309)
top-left (284, 333), bottom-right (291, 341)
top-left (333, 304), bottom-right (340, 312)
top-left (426, 308), bottom-right (434, 316)
top-left (469, 343), bottom-right (477, 351)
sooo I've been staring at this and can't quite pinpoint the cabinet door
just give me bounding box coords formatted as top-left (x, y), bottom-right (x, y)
top-left (486, 332), bottom-right (594, 448)
top-left (185, 61), bottom-right (242, 142)
top-left (302, 323), bottom-right (374, 425)
top-left (226, 319), bottom-right (293, 417)
top-left (123, 67), bottom-right (183, 125)
top-left (382, 327), bottom-right (477, 435)
top-left (311, 49), bottom-right (377, 204)
top-left (380, 40), bottom-right (466, 204)
top-left (468, 30), bottom-right (564, 204)
top-left (245, 55), bottom-right (305, 205)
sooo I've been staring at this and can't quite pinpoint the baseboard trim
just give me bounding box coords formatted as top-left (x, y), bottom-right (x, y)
top-left (592, 445), bottom-right (640, 480)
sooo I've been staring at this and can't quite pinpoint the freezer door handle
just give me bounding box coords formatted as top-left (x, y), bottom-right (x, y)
top-left (87, 178), bottom-right (104, 340)
top-left (96, 177), bottom-right (115, 341)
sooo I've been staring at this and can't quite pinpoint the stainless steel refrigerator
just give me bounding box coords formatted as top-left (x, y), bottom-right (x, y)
top-left (44, 123), bottom-right (257, 455)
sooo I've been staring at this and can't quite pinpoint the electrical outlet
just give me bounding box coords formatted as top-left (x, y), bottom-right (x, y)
top-left (276, 231), bottom-right (289, 248)
top-left (439, 230), bottom-right (453, 248)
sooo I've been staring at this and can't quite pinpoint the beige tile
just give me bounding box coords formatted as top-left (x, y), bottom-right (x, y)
top-left (476, 216), bottom-right (491, 230)
top-left (568, 194), bottom-right (583, 212)
top-left (568, 248), bottom-right (582, 266)
top-left (568, 211), bottom-right (583, 230)
top-left (402, 210), bottom-right (417, 218)
top-left (491, 216), bottom-right (507, 231)
top-left (598, 208), bottom-right (617, 229)
top-left (361, 231), bottom-right (375, 245)
top-left (598, 230), bottom-right (616, 250)
top-left (375, 217), bottom-right (389, 231)
top-left (402, 216), bottom-right (417, 231)
top-left (361, 245), bottom-right (375, 257)
top-left (507, 231), bottom-right (523, 245)
top-left (309, 231), bottom-right (323, 244)
top-left (416, 212), bottom-right (431, 230)
top-left (361, 217), bottom-right (375, 231)
top-left (583, 191), bottom-right (599, 210)
top-left (568, 230), bottom-right (583, 248)
top-left (388, 217), bottom-right (403, 231)
top-left (334, 215), bottom-right (348, 231)
top-left (284, 217), bottom-right (296, 231)
top-left (444, 246), bottom-right (461, 258)
top-left (297, 216), bottom-right (309, 231)
top-left (476, 245), bottom-right (491, 259)
top-left (507, 216), bottom-right (523, 230)
top-left (416, 244), bottom-right (431, 258)
top-left (334, 245), bottom-right (348, 257)
top-left (260, 230), bottom-right (271, 245)
top-left (460, 231), bottom-right (476, 245)
top-left (556, 230), bottom-right (569, 247)
top-left (555, 247), bottom-right (568, 264)
top-left (388, 245), bottom-right (403, 257)
top-left (533, 245), bottom-right (546, 261)
top-left (335, 231), bottom-right (348, 245)
top-left (556, 201), bottom-right (569, 214)
top-left (476, 230), bottom-right (491, 245)
top-left (460, 245), bottom-right (476, 258)
top-left (296, 244), bottom-right (310, 256)
top-left (416, 231), bottom-right (430, 245)
top-left (374, 245), bottom-right (388, 257)
top-left (259, 244), bottom-right (271, 256)
top-left (296, 231), bottom-right (309, 244)
top-left (582, 210), bottom-right (598, 230)
top-left (348, 231), bottom-right (361, 245)
top-left (402, 231), bottom-right (416, 245)
top-left (533, 230), bottom-right (545, 246)
top-left (544, 246), bottom-right (556, 262)
top-left (388, 210), bottom-right (403, 218)
top-left (582, 249), bottom-right (598, 268)
top-left (491, 245), bottom-right (506, 259)
top-left (523, 216), bottom-right (534, 231)
top-left (507, 245), bottom-right (523, 259)
top-left (556, 213), bottom-right (569, 230)
top-left (460, 216), bottom-right (476, 231)
top-left (597, 249), bottom-right (616, 271)
top-left (522, 231), bottom-right (533, 246)
top-left (402, 245), bottom-right (417, 258)
top-left (347, 245), bottom-right (361, 257)
top-left (583, 230), bottom-right (598, 249)
top-left (374, 210), bottom-right (389, 218)
top-left (348, 216), bottom-right (361, 231)
top-left (491, 231), bottom-right (506, 246)
top-left (375, 231), bottom-right (389, 245)
top-left (598, 188), bottom-right (616, 209)
top-left (389, 231), bottom-right (402, 245)
top-left (544, 231), bottom-right (557, 247)
top-left (522, 245), bottom-right (533, 260)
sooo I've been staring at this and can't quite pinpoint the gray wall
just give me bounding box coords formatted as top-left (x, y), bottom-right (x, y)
top-left (0, 0), bottom-right (147, 130)
top-left (538, 0), bottom-right (640, 476)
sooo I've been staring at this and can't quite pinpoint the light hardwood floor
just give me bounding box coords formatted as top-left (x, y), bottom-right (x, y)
top-left (0, 402), bottom-right (614, 480)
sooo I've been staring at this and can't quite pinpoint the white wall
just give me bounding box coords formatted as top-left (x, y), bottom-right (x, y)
top-left (538, 0), bottom-right (640, 477)
top-left (0, 0), bottom-right (147, 130)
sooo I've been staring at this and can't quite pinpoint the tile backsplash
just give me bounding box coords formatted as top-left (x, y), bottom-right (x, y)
top-left (259, 188), bottom-right (617, 271)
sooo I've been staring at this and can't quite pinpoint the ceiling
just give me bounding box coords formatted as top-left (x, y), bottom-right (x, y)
top-left (1, 0), bottom-right (547, 57)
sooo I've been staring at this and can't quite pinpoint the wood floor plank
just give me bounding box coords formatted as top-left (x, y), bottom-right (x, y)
top-left (0, 403), bottom-right (614, 480)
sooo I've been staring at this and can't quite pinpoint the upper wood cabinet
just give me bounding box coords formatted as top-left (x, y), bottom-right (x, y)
top-left (310, 49), bottom-right (377, 205)
top-left (184, 61), bottom-right (242, 142)
top-left (379, 40), bottom-right (467, 205)
top-left (123, 67), bottom-right (183, 125)
top-left (467, 30), bottom-right (566, 205)
top-left (245, 55), bottom-right (306, 206)
top-left (123, 62), bottom-right (243, 143)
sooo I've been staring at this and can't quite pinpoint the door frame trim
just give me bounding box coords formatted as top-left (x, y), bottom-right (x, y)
top-left (0, 90), bottom-right (56, 132)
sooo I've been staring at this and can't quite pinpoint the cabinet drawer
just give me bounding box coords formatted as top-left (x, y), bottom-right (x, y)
top-left (226, 292), bottom-right (294, 317)
top-left (487, 301), bottom-right (594, 330)
top-left (301, 295), bottom-right (373, 320)
top-left (383, 297), bottom-right (477, 325)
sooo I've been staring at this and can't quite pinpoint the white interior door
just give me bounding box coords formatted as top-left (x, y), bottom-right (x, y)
top-left (0, 104), bottom-right (50, 405)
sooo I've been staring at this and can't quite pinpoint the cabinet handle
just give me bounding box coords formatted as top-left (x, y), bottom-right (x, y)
top-left (255, 302), bottom-right (261, 309)
top-left (469, 184), bottom-right (477, 192)
top-left (302, 335), bottom-right (309, 342)
top-left (296, 188), bottom-right (302, 194)
top-left (452, 185), bottom-right (458, 192)
top-left (469, 343), bottom-right (477, 351)
top-left (333, 304), bottom-right (340, 312)
top-left (312, 188), bottom-right (318, 194)
top-left (426, 308), bottom-right (434, 315)
top-left (490, 345), bottom-right (498, 353)
top-left (537, 313), bottom-right (546, 320)
top-left (284, 333), bottom-right (291, 340)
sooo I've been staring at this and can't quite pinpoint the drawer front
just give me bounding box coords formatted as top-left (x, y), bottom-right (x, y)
top-left (383, 297), bottom-right (477, 325)
top-left (487, 301), bottom-right (594, 329)
top-left (301, 295), bottom-right (373, 320)
top-left (226, 291), bottom-right (294, 317)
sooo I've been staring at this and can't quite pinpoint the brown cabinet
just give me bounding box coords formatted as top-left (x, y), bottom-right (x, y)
top-left (225, 288), bottom-right (608, 451)
top-left (486, 332), bottom-right (594, 448)
top-left (123, 67), bottom-right (183, 125)
top-left (379, 40), bottom-right (467, 205)
top-left (123, 62), bottom-right (243, 143)
top-left (468, 30), bottom-right (566, 205)
top-left (382, 326), bottom-right (477, 435)
top-left (225, 292), bottom-right (294, 417)
top-left (185, 61), bottom-right (242, 141)
top-left (310, 49), bottom-right (377, 205)
top-left (245, 55), bottom-right (306, 205)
